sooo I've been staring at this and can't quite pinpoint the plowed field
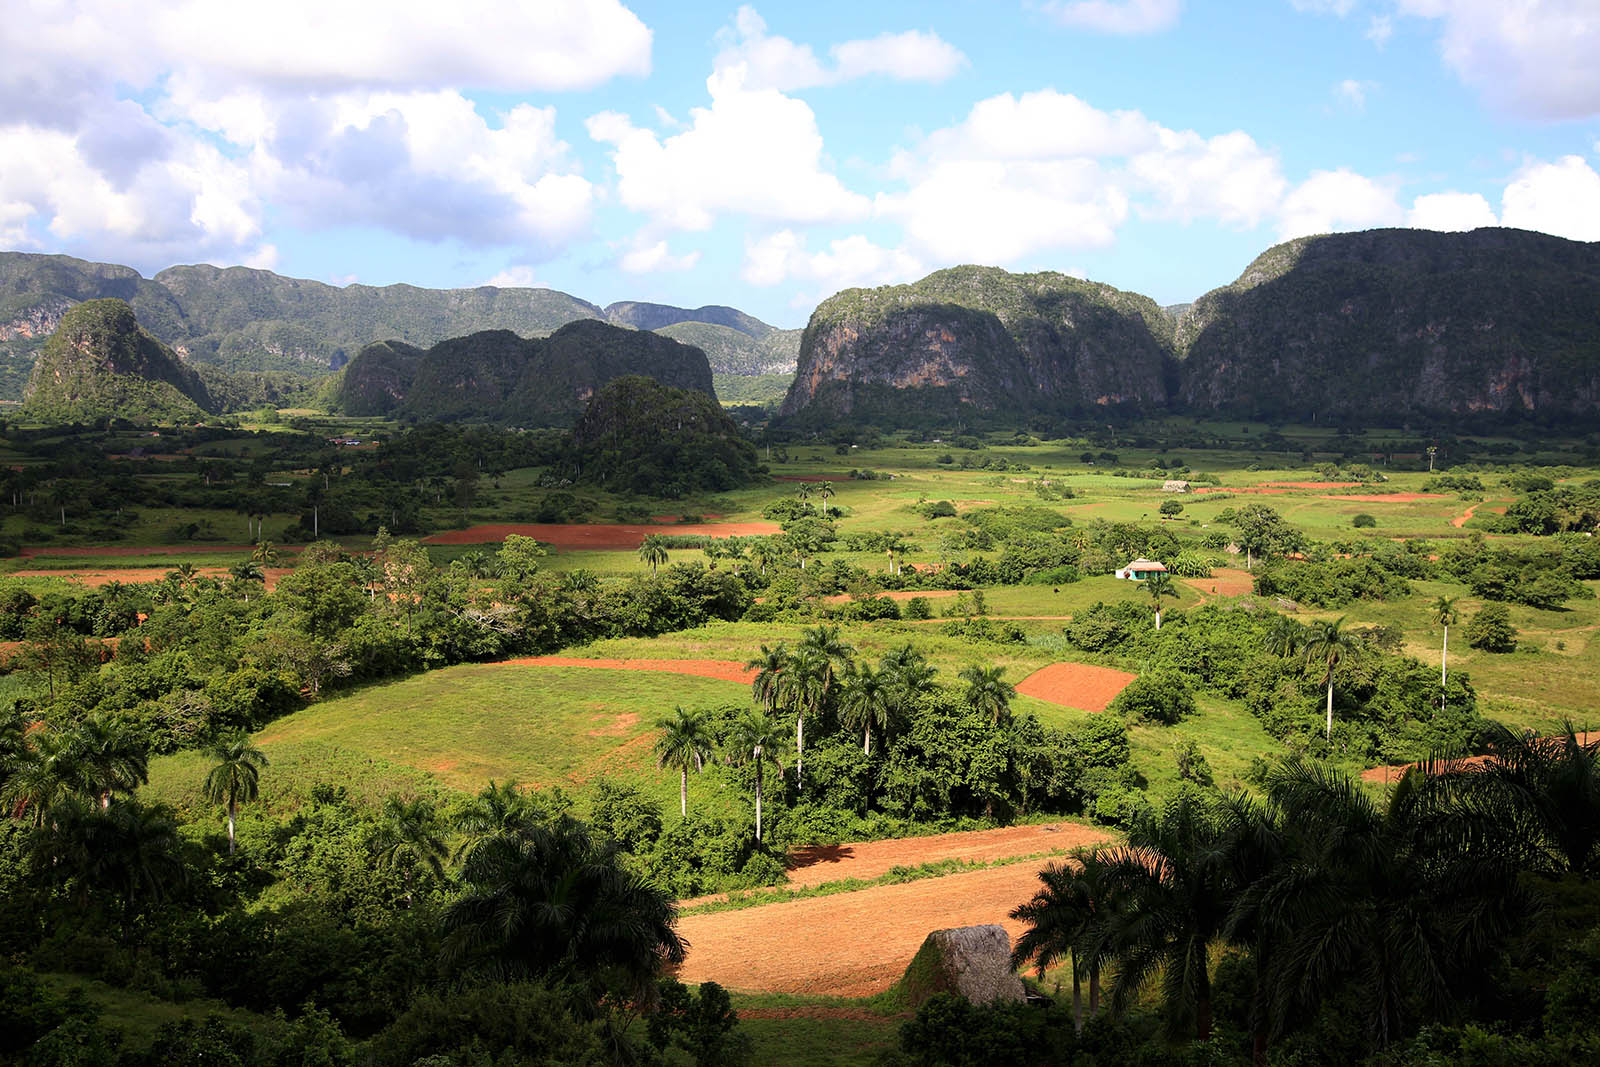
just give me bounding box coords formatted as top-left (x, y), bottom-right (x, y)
top-left (1015, 662), bottom-right (1137, 712)
top-left (676, 862), bottom-right (1066, 996)
top-left (784, 820), bottom-right (1110, 888)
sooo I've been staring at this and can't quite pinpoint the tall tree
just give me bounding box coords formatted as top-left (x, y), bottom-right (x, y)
top-left (1431, 595), bottom-right (1459, 700)
top-left (201, 732), bottom-right (268, 855)
top-left (638, 535), bottom-right (669, 577)
top-left (654, 706), bottom-right (714, 818)
top-left (725, 708), bottom-right (787, 842)
top-left (371, 795), bottom-right (447, 904)
top-left (1096, 793), bottom-right (1236, 1041)
top-left (1145, 572), bottom-right (1178, 630)
top-left (441, 816), bottom-right (686, 1005)
top-left (959, 665), bottom-right (1016, 726)
top-left (1258, 758), bottom-right (1528, 1050)
top-left (1, 728), bottom-right (80, 826)
top-left (1301, 616), bottom-right (1363, 740)
top-left (1011, 848), bottom-right (1117, 1033)
top-left (746, 643), bottom-right (791, 715)
top-left (840, 662), bottom-right (895, 756)
top-left (70, 714), bottom-right (149, 809)
top-left (1261, 615), bottom-right (1304, 659)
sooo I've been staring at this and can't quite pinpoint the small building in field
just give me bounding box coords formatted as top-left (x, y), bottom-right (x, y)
top-left (1161, 480), bottom-right (1191, 493)
top-left (1116, 558), bottom-right (1168, 581)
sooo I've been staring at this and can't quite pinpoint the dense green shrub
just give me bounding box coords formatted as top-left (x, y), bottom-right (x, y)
top-left (1467, 603), bottom-right (1518, 652)
top-left (1110, 672), bottom-right (1196, 725)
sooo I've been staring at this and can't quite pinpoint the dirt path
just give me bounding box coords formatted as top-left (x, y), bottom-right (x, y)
top-left (1015, 662), bottom-right (1137, 712)
top-left (422, 521), bottom-right (780, 549)
top-left (1178, 566), bottom-right (1253, 599)
top-left (676, 862), bottom-right (1072, 996)
top-left (782, 821), bottom-right (1110, 889)
top-left (497, 655), bottom-right (755, 684)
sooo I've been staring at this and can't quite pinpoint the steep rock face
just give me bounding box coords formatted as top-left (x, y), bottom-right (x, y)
top-left (22, 299), bottom-right (212, 421)
top-left (781, 266), bottom-right (1173, 420)
top-left (338, 319), bottom-right (714, 425)
top-left (1176, 228), bottom-right (1600, 420)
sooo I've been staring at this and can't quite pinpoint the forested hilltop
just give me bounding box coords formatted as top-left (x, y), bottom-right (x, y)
top-left (781, 227), bottom-right (1600, 426)
top-left (0, 251), bottom-right (796, 403)
top-left (334, 320), bottom-right (716, 426)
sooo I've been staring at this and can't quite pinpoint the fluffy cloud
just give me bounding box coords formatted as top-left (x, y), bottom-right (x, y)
top-left (1407, 191), bottom-right (1498, 231)
top-left (1041, 0), bottom-right (1183, 34)
top-left (1500, 155), bottom-right (1600, 241)
top-left (619, 240), bottom-right (702, 274)
top-left (1396, 0), bottom-right (1600, 119)
top-left (1129, 129), bottom-right (1286, 226)
top-left (1, 0), bottom-right (650, 113)
top-left (714, 7), bottom-right (966, 91)
top-left (0, 118), bottom-right (269, 267)
top-left (198, 90), bottom-right (596, 250)
top-left (1278, 169), bottom-right (1404, 238)
top-left (1333, 79), bottom-right (1374, 110)
top-left (483, 266), bottom-right (550, 289)
top-left (880, 90), bottom-right (1282, 264)
top-left (587, 68), bottom-right (871, 231)
top-left (742, 230), bottom-right (924, 294)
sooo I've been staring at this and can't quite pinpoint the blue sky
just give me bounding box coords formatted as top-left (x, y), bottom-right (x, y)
top-left (2, 1), bottom-right (1597, 327)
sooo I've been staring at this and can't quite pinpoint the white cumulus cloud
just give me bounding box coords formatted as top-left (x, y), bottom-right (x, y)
top-left (1500, 155), bottom-right (1600, 241)
top-left (619, 240), bottom-right (702, 274)
top-left (1407, 191), bottom-right (1498, 231)
top-left (1278, 169), bottom-right (1404, 238)
top-left (714, 7), bottom-right (966, 91)
top-left (742, 230), bottom-right (924, 294)
top-left (1396, 0), bottom-right (1600, 119)
top-left (587, 68), bottom-right (871, 231)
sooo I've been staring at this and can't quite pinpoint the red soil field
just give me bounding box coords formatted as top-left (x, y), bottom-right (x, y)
top-left (783, 821), bottom-right (1111, 889)
top-left (1015, 662), bottom-right (1137, 712)
top-left (1180, 567), bottom-right (1253, 598)
top-left (1195, 481), bottom-right (1365, 495)
top-left (421, 521), bottom-right (780, 548)
top-left (498, 655), bottom-right (756, 685)
top-left (7, 567), bottom-right (292, 590)
top-left (676, 861), bottom-right (1078, 996)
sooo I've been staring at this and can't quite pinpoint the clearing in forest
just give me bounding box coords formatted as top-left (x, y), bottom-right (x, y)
top-left (1015, 662), bottom-right (1137, 712)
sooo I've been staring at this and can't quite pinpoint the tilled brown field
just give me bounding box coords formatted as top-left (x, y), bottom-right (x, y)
top-left (784, 821), bottom-right (1110, 888)
top-left (676, 862), bottom-right (1077, 997)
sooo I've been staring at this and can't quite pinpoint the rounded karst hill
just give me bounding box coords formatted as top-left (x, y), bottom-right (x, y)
top-left (22, 297), bottom-right (213, 422)
top-left (567, 375), bottom-right (765, 496)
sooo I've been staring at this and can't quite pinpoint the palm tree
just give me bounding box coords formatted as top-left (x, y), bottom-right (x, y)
top-left (840, 662), bottom-right (895, 756)
top-left (201, 732), bottom-right (268, 855)
top-left (654, 706), bottom-right (714, 818)
top-left (452, 779), bottom-right (545, 867)
top-left (1011, 848), bottom-right (1117, 1032)
top-left (1261, 615), bottom-right (1304, 659)
top-left (1145, 572), bottom-right (1178, 630)
top-left (1, 728), bottom-right (80, 825)
top-left (795, 482), bottom-right (813, 513)
top-left (818, 480), bottom-right (834, 516)
top-left (1301, 616), bottom-right (1363, 740)
top-left (1094, 793), bottom-right (1236, 1041)
top-left (1431, 595), bottom-right (1459, 698)
top-left (783, 646), bottom-right (829, 789)
top-left (34, 797), bottom-right (187, 916)
top-left (638, 535), bottom-right (669, 576)
top-left (1215, 791), bottom-right (1292, 1066)
top-left (371, 795), bottom-right (447, 904)
top-left (251, 540), bottom-right (280, 566)
top-left (1456, 722), bottom-right (1600, 876)
top-left (1257, 758), bottom-right (1529, 1050)
top-left (725, 708), bottom-right (787, 841)
top-left (70, 714), bottom-right (149, 808)
top-left (746, 643), bottom-right (792, 714)
top-left (880, 643), bottom-right (938, 700)
top-left (959, 665), bottom-right (1016, 725)
top-left (441, 816), bottom-right (685, 1004)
